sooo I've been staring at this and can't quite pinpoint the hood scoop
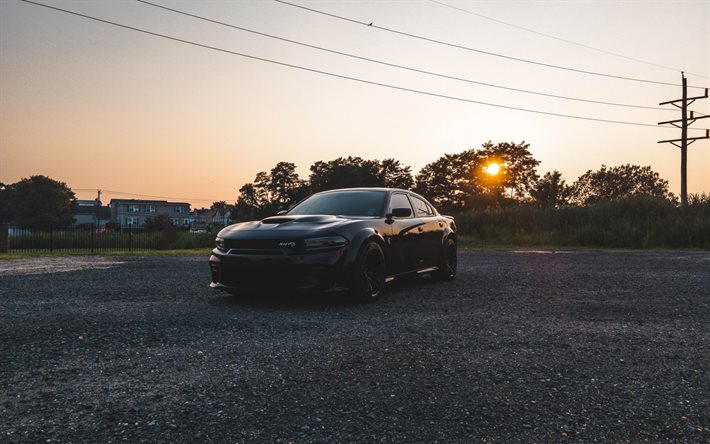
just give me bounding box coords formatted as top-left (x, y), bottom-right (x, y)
top-left (260, 215), bottom-right (339, 225)
top-left (294, 215), bottom-right (338, 223)
top-left (261, 217), bottom-right (294, 224)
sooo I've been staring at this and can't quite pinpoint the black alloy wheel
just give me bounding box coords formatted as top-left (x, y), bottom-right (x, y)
top-left (352, 241), bottom-right (386, 302)
top-left (434, 238), bottom-right (457, 281)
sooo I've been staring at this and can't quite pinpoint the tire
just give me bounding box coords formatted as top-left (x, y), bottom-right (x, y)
top-left (433, 238), bottom-right (457, 281)
top-left (350, 241), bottom-right (386, 302)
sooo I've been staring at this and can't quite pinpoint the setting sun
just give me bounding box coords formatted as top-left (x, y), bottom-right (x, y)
top-left (485, 163), bottom-right (501, 176)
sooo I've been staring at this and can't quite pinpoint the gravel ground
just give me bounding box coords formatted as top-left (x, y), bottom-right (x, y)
top-left (0, 250), bottom-right (708, 443)
top-left (0, 257), bottom-right (124, 275)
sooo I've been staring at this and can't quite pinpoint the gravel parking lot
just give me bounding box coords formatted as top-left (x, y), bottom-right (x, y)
top-left (1, 250), bottom-right (708, 442)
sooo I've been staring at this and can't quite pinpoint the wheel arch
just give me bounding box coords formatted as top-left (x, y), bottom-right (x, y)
top-left (343, 228), bottom-right (387, 274)
top-left (441, 227), bottom-right (457, 245)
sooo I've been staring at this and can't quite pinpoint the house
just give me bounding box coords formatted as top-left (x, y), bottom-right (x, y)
top-left (191, 207), bottom-right (232, 231)
top-left (109, 199), bottom-right (191, 228)
top-left (72, 199), bottom-right (111, 228)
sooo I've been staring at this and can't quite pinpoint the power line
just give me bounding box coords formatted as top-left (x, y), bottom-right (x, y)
top-left (273, 0), bottom-right (706, 90)
top-left (137, 0), bottom-right (675, 113)
top-left (74, 188), bottom-right (230, 203)
top-left (17, 0), bottom-right (709, 131)
top-left (427, 0), bottom-right (710, 80)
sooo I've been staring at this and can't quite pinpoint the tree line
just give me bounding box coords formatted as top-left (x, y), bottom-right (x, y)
top-left (232, 141), bottom-right (674, 220)
top-left (0, 140), bottom-right (694, 229)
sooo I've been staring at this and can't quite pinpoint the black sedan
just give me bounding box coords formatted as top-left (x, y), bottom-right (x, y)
top-left (209, 188), bottom-right (457, 301)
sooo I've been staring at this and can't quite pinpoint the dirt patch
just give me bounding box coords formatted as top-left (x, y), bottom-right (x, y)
top-left (0, 256), bottom-right (124, 275)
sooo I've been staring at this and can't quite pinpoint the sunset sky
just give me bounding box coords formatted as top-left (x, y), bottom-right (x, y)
top-left (1, 0), bottom-right (709, 207)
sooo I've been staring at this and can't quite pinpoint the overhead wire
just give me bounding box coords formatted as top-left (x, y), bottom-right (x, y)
top-left (73, 188), bottom-right (230, 203)
top-left (137, 0), bottom-right (677, 113)
top-left (427, 0), bottom-right (710, 80)
top-left (17, 0), bottom-right (709, 131)
top-left (273, 0), bottom-right (706, 90)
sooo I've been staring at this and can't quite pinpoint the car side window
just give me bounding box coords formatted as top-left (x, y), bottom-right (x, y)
top-left (410, 195), bottom-right (434, 217)
top-left (389, 193), bottom-right (413, 217)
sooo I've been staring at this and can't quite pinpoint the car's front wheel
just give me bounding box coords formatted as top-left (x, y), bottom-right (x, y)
top-left (433, 238), bottom-right (457, 281)
top-left (350, 241), bottom-right (386, 302)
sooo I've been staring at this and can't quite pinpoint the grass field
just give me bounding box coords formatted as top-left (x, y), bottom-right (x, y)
top-left (455, 196), bottom-right (710, 249)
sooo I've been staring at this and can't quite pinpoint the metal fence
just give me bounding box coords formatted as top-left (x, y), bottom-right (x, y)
top-left (5, 225), bottom-right (215, 253)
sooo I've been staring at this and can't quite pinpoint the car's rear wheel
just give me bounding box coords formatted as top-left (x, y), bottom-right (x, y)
top-left (351, 241), bottom-right (386, 302)
top-left (433, 238), bottom-right (457, 281)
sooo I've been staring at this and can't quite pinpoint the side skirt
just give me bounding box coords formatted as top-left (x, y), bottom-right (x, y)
top-left (384, 266), bottom-right (440, 283)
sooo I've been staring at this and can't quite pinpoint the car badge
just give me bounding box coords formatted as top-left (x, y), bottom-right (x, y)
top-left (278, 241), bottom-right (297, 248)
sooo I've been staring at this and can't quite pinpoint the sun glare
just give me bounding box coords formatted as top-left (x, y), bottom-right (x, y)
top-left (486, 163), bottom-right (501, 176)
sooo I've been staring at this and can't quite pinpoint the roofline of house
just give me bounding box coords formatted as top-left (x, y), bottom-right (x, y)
top-left (108, 199), bottom-right (191, 206)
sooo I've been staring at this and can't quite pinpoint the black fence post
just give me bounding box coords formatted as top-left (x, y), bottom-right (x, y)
top-left (91, 226), bottom-right (95, 254)
top-left (128, 224), bottom-right (132, 252)
top-left (0, 224), bottom-right (8, 254)
top-left (49, 225), bottom-right (54, 253)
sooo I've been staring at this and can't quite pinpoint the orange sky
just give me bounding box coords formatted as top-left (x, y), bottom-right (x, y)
top-left (1, 0), bottom-right (709, 207)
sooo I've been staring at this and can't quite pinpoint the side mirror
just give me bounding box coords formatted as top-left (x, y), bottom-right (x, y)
top-left (277, 210), bottom-right (288, 215)
top-left (387, 207), bottom-right (412, 220)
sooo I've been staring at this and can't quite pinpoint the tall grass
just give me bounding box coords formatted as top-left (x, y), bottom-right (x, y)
top-left (455, 196), bottom-right (710, 249)
top-left (174, 231), bottom-right (216, 249)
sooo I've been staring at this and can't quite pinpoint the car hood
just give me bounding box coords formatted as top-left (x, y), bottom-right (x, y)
top-left (218, 214), bottom-right (365, 239)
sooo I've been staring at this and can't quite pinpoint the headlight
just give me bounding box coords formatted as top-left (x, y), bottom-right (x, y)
top-left (303, 236), bottom-right (348, 250)
top-left (215, 237), bottom-right (226, 251)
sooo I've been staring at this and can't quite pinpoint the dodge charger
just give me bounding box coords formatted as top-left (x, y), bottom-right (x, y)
top-left (209, 188), bottom-right (456, 302)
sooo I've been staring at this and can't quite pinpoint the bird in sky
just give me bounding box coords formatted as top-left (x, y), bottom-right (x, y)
top-left (368, 22), bottom-right (373, 26)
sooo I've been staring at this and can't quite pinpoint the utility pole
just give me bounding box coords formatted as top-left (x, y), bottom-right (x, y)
top-left (658, 73), bottom-right (709, 207)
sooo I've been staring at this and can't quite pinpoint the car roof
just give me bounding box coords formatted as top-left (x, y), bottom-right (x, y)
top-left (316, 187), bottom-right (410, 194)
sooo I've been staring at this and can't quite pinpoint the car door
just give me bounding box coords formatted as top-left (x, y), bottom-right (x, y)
top-left (408, 194), bottom-right (443, 267)
top-left (385, 192), bottom-right (423, 274)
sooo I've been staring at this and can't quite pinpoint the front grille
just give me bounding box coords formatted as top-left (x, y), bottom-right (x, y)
top-left (224, 239), bottom-right (301, 251)
top-left (219, 260), bottom-right (312, 289)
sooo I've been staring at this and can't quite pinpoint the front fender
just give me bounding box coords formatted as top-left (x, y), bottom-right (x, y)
top-left (441, 227), bottom-right (457, 245)
top-left (342, 228), bottom-right (386, 276)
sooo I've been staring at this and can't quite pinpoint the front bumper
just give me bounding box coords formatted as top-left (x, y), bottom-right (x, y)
top-left (209, 246), bottom-right (349, 292)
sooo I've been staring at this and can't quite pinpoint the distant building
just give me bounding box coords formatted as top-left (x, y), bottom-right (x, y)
top-left (72, 199), bottom-right (111, 227)
top-left (191, 207), bottom-right (232, 231)
top-left (109, 199), bottom-right (191, 228)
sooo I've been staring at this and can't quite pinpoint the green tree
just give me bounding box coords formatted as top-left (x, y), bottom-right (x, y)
top-left (415, 141), bottom-right (540, 212)
top-left (477, 141), bottom-right (540, 200)
top-left (378, 159), bottom-right (414, 189)
top-left (234, 182), bottom-right (269, 221)
top-left (308, 157), bottom-right (414, 192)
top-left (265, 162), bottom-right (308, 206)
top-left (6, 175), bottom-right (76, 229)
top-left (233, 158), bottom-right (415, 221)
top-left (529, 171), bottom-right (571, 207)
top-left (308, 156), bottom-right (382, 192)
top-left (414, 150), bottom-right (481, 213)
top-left (233, 162), bottom-right (308, 221)
top-left (570, 164), bottom-right (671, 205)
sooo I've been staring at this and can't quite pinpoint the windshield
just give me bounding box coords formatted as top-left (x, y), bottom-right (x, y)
top-left (287, 190), bottom-right (386, 217)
